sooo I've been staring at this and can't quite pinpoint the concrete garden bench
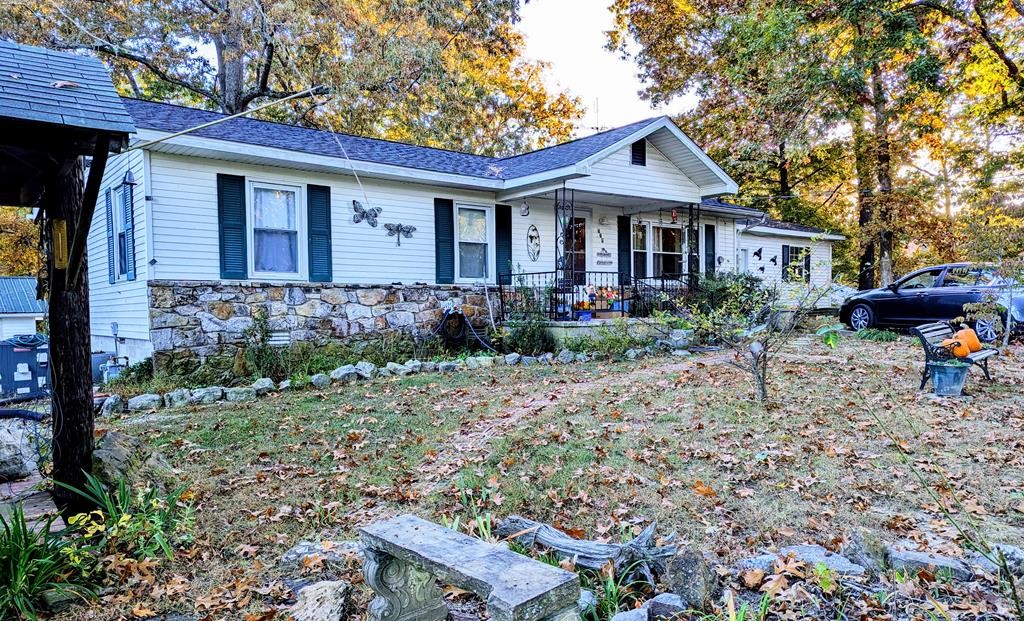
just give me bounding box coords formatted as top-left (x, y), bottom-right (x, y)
top-left (359, 514), bottom-right (581, 621)
top-left (912, 322), bottom-right (997, 390)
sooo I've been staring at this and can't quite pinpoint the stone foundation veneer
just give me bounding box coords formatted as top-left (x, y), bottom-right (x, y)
top-left (147, 280), bottom-right (499, 368)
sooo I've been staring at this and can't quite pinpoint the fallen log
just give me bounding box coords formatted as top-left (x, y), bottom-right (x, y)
top-left (495, 515), bottom-right (676, 584)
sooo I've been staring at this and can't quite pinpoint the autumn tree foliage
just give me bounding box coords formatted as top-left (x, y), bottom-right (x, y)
top-left (609, 0), bottom-right (1023, 288)
top-left (0, 209), bottom-right (40, 276)
top-left (1, 0), bottom-right (582, 155)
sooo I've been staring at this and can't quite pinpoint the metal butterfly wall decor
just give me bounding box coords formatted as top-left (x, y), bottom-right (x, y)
top-left (770, 255), bottom-right (778, 265)
top-left (384, 223), bottom-right (416, 246)
top-left (753, 248), bottom-right (763, 260)
top-left (352, 200), bottom-right (382, 227)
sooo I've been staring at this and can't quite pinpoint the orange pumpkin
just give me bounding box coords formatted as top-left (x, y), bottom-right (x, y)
top-left (941, 338), bottom-right (971, 358)
top-left (954, 328), bottom-right (982, 352)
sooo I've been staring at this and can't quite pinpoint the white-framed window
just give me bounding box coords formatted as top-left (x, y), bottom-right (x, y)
top-left (455, 203), bottom-right (494, 282)
top-left (113, 185), bottom-right (128, 278)
top-left (248, 181), bottom-right (304, 279)
top-left (632, 222), bottom-right (648, 278)
top-left (653, 225), bottom-right (684, 277)
top-left (739, 248), bottom-right (750, 274)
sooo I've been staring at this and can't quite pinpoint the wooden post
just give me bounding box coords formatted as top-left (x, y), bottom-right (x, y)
top-left (46, 155), bottom-right (96, 518)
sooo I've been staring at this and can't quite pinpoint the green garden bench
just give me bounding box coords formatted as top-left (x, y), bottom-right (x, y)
top-left (911, 322), bottom-right (997, 390)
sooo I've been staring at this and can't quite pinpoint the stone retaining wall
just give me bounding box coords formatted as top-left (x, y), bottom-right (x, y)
top-left (148, 280), bottom-right (500, 369)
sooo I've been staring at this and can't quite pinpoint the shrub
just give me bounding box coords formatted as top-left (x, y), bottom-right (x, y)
top-left (686, 273), bottom-right (771, 318)
top-left (856, 328), bottom-right (899, 342)
top-left (0, 504), bottom-right (97, 620)
top-left (61, 474), bottom-right (194, 562)
top-left (503, 315), bottom-right (556, 355)
top-left (562, 320), bottom-right (653, 358)
top-left (243, 308), bottom-right (285, 379)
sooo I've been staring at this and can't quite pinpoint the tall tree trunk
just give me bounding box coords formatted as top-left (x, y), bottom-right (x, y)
top-left (777, 141), bottom-right (791, 197)
top-left (871, 67), bottom-right (894, 286)
top-left (47, 157), bottom-right (95, 518)
top-left (852, 106), bottom-right (877, 290)
top-left (216, 0), bottom-right (245, 114)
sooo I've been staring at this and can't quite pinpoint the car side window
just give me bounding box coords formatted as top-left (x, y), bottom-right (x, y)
top-left (900, 269), bottom-right (942, 289)
top-left (941, 268), bottom-right (975, 287)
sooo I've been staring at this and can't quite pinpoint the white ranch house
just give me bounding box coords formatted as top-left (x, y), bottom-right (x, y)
top-left (87, 99), bottom-right (844, 367)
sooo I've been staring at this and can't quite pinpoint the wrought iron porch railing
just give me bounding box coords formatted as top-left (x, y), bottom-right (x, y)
top-left (498, 271), bottom-right (693, 322)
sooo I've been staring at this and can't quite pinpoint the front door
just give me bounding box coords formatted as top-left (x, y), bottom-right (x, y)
top-left (704, 224), bottom-right (716, 277)
top-left (565, 217), bottom-right (587, 284)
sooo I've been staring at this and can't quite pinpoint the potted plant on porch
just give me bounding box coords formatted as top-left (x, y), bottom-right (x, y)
top-left (927, 359), bottom-right (970, 396)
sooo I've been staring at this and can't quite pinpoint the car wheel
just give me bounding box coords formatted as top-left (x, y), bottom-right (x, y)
top-left (974, 317), bottom-right (1000, 343)
top-left (849, 304), bottom-right (874, 331)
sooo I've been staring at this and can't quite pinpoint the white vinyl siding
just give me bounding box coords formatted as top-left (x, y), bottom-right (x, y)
top-left (86, 149), bottom-right (150, 347)
top-left (148, 153), bottom-right (496, 285)
top-left (567, 142), bottom-right (701, 203)
top-left (734, 226), bottom-right (835, 308)
top-left (0, 316), bottom-right (39, 339)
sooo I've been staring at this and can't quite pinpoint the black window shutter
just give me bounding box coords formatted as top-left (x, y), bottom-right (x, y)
top-left (434, 198), bottom-right (455, 284)
top-left (105, 189), bottom-right (115, 284)
top-left (781, 245), bottom-right (791, 282)
top-left (804, 247), bottom-right (811, 283)
top-left (122, 182), bottom-right (137, 280)
top-left (495, 204), bottom-right (512, 284)
top-left (617, 216), bottom-right (631, 284)
top-left (217, 174), bottom-right (247, 280)
top-left (631, 140), bottom-right (646, 166)
top-left (307, 184), bottom-right (332, 282)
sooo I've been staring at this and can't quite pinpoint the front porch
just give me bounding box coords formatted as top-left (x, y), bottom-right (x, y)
top-left (495, 186), bottom-right (763, 322)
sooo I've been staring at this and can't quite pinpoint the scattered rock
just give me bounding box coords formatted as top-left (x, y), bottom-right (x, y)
top-left (477, 356), bottom-right (495, 367)
top-left (538, 352), bottom-right (554, 365)
top-left (225, 387), bottom-right (256, 402)
top-left (127, 393), bottom-right (163, 411)
top-left (466, 357), bottom-right (482, 370)
top-left (404, 360), bottom-right (423, 373)
top-left (887, 546), bottom-right (974, 582)
top-left (840, 530), bottom-right (885, 574)
top-left (521, 356), bottom-right (537, 366)
top-left (0, 419), bottom-right (42, 481)
top-left (671, 350), bottom-right (689, 357)
top-left (575, 353), bottom-right (589, 363)
top-left (438, 361), bottom-right (459, 372)
top-left (665, 546), bottom-right (719, 611)
top-left (625, 348), bottom-right (640, 360)
top-left (252, 377), bottom-right (275, 395)
top-left (354, 361), bottom-right (377, 380)
top-left (577, 589), bottom-right (598, 614)
top-left (310, 373), bottom-right (330, 389)
top-left (289, 580), bottom-right (351, 621)
top-left (648, 593), bottom-right (688, 620)
top-left (100, 394), bottom-right (124, 416)
top-left (994, 544), bottom-right (1024, 576)
top-left (610, 609), bottom-right (647, 621)
top-left (421, 361), bottom-right (437, 373)
top-left (92, 431), bottom-right (173, 491)
top-left (504, 353), bottom-right (521, 366)
top-left (281, 540), bottom-right (364, 570)
top-left (385, 362), bottom-right (412, 376)
top-left (188, 386), bottom-right (223, 405)
top-left (329, 365), bottom-right (357, 382)
top-left (163, 388), bottom-right (191, 408)
top-left (556, 349), bottom-right (575, 364)
top-left (278, 379), bottom-right (292, 391)
top-left (735, 546), bottom-right (864, 577)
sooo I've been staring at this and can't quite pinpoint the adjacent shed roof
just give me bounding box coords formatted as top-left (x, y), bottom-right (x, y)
top-left (0, 277), bottom-right (46, 316)
top-left (0, 41), bottom-right (135, 136)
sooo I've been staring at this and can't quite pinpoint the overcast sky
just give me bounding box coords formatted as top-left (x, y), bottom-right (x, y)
top-left (518, 0), bottom-right (697, 135)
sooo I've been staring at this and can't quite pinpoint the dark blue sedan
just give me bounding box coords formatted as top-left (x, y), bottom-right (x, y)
top-left (839, 263), bottom-right (1024, 341)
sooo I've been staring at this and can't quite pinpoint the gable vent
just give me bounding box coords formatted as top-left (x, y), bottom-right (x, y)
top-left (631, 139), bottom-right (647, 166)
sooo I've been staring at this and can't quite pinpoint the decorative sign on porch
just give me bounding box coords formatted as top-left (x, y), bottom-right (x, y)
top-left (596, 248), bottom-right (613, 266)
top-left (527, 225), bottom-right (541, 261)
top-left (384, 223), bottom-right (416, 246)
top-left (352, 200), bottom-right (382, 227)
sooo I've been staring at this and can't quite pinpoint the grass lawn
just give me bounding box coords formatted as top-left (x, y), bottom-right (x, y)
top-left (74, 334), bottom-right (1024, 619)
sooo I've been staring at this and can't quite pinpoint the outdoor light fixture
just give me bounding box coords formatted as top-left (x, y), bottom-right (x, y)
top-left (520, 200), bottom-right (530, 216)
top-left (123, 170), bottom-right (137, 185)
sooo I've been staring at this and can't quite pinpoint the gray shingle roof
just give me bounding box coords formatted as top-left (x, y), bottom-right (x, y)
top-left (123, 98), bottom-right (664, 180)
top-left (0, 41), bottom-right (135, 135)
top-left (0, 277), bottom-right (46, 315)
